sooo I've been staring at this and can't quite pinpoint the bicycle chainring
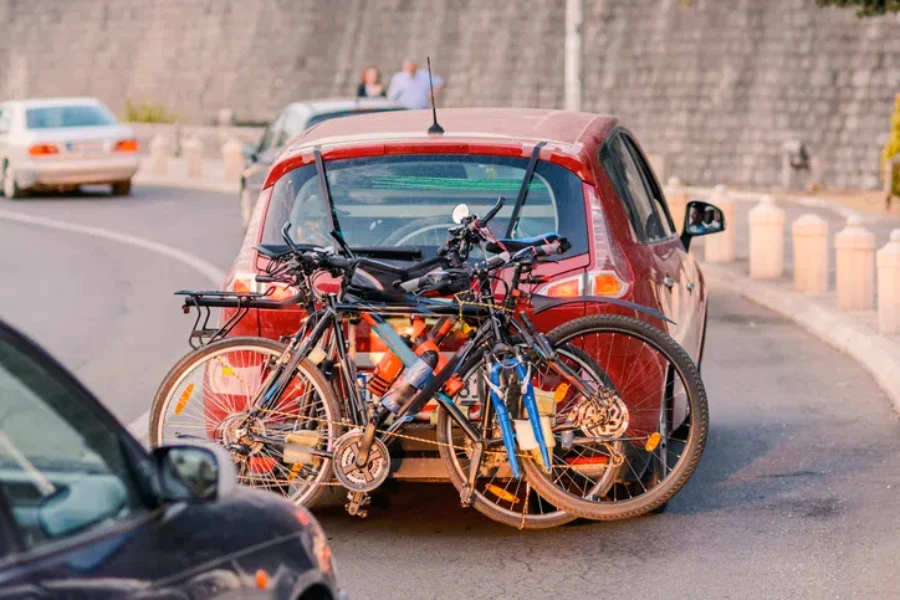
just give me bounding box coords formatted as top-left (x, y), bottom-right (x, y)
top-left (332, 430), bottom-right (391, 493)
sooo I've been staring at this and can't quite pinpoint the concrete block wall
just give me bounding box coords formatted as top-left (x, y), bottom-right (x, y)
top-left (0, 0), bottom-right (897, 189)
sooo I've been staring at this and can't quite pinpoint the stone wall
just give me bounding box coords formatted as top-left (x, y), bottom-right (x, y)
top-left (0, 0), bottom-right (897, 189)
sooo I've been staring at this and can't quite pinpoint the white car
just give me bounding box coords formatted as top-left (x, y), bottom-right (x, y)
top-left (239, 97), bottom-right (407, 228)
top-left (0, 97), bottom-right (140, 198)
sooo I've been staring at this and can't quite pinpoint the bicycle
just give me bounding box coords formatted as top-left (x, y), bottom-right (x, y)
top-left (152, 198), bottom-right (708, 527)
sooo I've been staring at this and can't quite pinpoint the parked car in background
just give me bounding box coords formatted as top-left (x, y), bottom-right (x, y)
top-left (224, 107), bottom-right (723, 480)
top-left (0, 97), bottom-right (139, 198)
top-left (0, 320), bottom-right (343, 599)
top-left (239, 97), bottom-right (406, 228)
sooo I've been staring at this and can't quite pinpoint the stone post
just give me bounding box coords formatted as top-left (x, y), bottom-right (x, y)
top-left (182, 136), bottom-right (203, 179)
top-left (791, 214), bottom-right (829, 294)
top-left (834, 216), bottom-right (876, 310)
top-left (748, 195), bottom-right (785, 279)
top-left (222, 137), bottom-right (243, 182)
top-left (876, 230), bottom-right (900, 334)
top-left (665, 176), bottom-right (688, 234)
top-left (149, 135), bottom-right (169, 176)
top-left (704, 185), bottom-right (737, 263)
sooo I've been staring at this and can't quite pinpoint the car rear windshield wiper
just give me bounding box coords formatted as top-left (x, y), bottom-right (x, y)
top-left (505, 140), bottom-right (547, 238)
top-left (313, 147), bottom-right (354, 258)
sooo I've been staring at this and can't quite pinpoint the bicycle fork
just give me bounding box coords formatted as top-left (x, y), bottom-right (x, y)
top-left (486, 355), bottom-right (553, 479)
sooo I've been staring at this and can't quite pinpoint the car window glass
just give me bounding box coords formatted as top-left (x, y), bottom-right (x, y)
top-left (623, 137), bottom-right (675, 238)
top-left (258, 113), bottom-right (286, 154)
top-left (601, 134), bottom-right (665, 243)
top-left (277, 110), bottom-right (307, 148)
top-left (25, 105), bottom-right (117, 129)
top-left (264, 154), bottom-right (589, 257)
top-left (0, 338), bottom-right (147, 551)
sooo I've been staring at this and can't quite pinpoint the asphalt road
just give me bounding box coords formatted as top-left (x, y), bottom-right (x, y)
top-left (1, 185), bottom-right (898, 599)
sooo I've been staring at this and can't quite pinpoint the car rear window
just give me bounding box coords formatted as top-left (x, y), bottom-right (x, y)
top-left (263, 154), bottom-right (589, 258)
top-left (305, 108), bottom-right (405, 130)
top-left (26, 105), bottom-right (117, 129)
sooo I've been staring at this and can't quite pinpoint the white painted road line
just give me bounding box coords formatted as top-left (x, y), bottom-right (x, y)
top-left (0, 210), bottom-right (226, 442)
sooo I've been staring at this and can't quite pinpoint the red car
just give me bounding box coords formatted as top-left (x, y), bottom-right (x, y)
top-left (222, 108), bottom-right (722, 476)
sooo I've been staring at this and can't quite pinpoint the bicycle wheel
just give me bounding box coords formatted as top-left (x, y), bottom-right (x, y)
top-left (436, 348), bottom-right (579, 529)
top-left (520, 315), bottom-right (708, 521)
top-left (150, 337), bottom-right (343, 507)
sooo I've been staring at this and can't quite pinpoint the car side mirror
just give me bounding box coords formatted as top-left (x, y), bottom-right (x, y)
top-left (242, 142), bottom-right (258, 162)
top-left (152, 444), bottom-right (235, 502)
top-left (680, 200), bottom-right (726, 250)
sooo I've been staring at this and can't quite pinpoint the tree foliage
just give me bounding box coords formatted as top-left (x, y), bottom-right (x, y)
top-left (816, 0), bottom-right (900, 17)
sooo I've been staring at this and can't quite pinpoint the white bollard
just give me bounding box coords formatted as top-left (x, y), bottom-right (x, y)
top-left (834, 216), bottom-right (876, 310)
top-left (665, 176), bottom-right (689, 234)
top-left (182, 136), bottom-right (203, 179)
top-left (149, 135), bottom-right (169, 176)
top-left (791, 214), bottom-right (829, 294)
top-left (704, 185), bottom-right (737, 263)
top-left (748, 195), bottom-right (785, 279)
top-left (876, 229), bottom-right (900, 334)
top-left (222, 137), bottom-right (244, 182)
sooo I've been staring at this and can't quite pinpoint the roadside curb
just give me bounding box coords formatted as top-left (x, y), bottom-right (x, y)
top-left (701, 261), bottom-right (900, 411)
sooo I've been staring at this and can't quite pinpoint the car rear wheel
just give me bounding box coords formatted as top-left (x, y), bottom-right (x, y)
top-left (111, 180), bottom-right (132, 196)
top-left (3, 164), bottom-right (25, 199)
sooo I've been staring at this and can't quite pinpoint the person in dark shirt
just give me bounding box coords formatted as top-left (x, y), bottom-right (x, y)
top-left (356, 66), bottom-right (386, 98)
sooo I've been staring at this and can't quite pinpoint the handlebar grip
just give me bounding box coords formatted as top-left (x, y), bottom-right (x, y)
top-left (325, 255), bottom-right (352, 270)
top-left (534, 237), bottom-right (571, 258)
top-left (255, 274), bottom-right (276, 283)
top-left (484, 252), bottom-right (510, 270)
top-left (476, 196), bottom-right (505, 227)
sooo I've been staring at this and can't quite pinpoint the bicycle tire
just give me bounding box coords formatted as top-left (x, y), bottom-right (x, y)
top-left (435, 348), bottom-right (577, 529)
top-left (521, 314), bottom-right (709, 521)
top-left (150, 337), bottom-right (343, 508)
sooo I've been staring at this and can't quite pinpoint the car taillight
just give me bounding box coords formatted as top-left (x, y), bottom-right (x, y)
top-left (29, 144), bottom-right (59, 156)
top-left (114, 139), bottom-right (139, 153)
top-left (585, 184), bottom-right (632, 298)
top-left (538, 276), bottom-right (582, 298)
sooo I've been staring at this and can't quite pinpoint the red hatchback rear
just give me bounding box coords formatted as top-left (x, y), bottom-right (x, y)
top-left (225, 108), bottom-right (712, 367)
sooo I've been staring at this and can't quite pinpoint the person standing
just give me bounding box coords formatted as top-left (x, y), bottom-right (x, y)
top-left (356, 66), bottom-right (386, 98)
top-left (387, 59), bottom-right (444, 109)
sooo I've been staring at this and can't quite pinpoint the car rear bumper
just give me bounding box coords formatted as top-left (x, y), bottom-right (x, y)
top-left (16, 156), bottom-right (140, 188)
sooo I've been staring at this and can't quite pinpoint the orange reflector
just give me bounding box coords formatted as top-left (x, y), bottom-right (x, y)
top-left (564, 455), bottom-right (609, 465)
top-left (543, 278), bottom-right (581, 298)
top-left (174, 383), bottom-right (195, 415)
top-left (248, 457), bottom-right (276, 473)
top-left (592, 273), bottom-right (622, 296)
top-left (255, 569), bottom-right (269, 590)
top-left (645, 432), bottom-right (662, 452)
top-left (554, 383), bottom-right (570, 402)
top-left (114, 139), bottom-right (139, 153)
top-left (28, 144), bottom-right (59, 156)
top-left (484, 484), bottom-right (519, 504)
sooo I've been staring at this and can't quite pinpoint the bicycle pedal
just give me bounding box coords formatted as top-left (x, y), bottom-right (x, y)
top-left (459, 485), bottom-right (474, 507)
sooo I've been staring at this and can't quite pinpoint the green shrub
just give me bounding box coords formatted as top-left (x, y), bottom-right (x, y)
top-left (122, 99), bottom-right (179, 124)
top-left (882, 93), bottom-right (900, 196)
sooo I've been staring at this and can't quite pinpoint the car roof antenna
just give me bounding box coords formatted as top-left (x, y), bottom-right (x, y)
top-left (426, 57), bottom-right (444, 135)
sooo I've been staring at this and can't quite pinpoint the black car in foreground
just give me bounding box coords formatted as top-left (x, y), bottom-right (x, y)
top-left (0, 320), bottom-right (343, 599)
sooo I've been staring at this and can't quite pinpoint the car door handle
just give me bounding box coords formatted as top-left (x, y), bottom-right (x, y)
top-left (663, 276), bottom-right (675, 289)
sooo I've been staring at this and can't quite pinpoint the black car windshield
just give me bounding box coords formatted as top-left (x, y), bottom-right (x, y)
top-left (26, 104), bottom-right (118, 129)
top-left (263, 154), bottom-right (589, 258)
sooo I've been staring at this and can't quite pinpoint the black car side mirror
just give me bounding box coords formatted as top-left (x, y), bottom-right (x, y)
top-left (681, 200), bottom-right (726, 251)
top-left (152, 444), bottom-right (236, 502)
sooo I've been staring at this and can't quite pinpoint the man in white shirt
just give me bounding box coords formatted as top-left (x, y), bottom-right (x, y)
top-left (387, 60), bottom-right (444, 110)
